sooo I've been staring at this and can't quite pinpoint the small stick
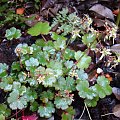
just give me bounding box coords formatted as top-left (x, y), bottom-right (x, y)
top-left (41, 35), bottom-right (47, 42)
top-left (101, 112), bottom-right (114, 117)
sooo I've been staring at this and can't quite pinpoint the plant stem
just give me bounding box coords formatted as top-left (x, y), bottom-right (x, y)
top-left (85, 103), bottom-right (92, 120)
top-left (79, 105), bottom-right (86, 119)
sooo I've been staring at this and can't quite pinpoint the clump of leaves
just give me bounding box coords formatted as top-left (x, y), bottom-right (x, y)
top-left (5, 27), bottom-right (21, 40)
top-left (76, 76), bottom-right (112, 107)
top-left (51, 8), bottom-right (93, 39)
top-left (0, 21), bottom-right (112, 119)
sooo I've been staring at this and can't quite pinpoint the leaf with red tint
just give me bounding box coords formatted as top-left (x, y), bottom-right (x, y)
top-left (22, 114), bottom-right (38, 120)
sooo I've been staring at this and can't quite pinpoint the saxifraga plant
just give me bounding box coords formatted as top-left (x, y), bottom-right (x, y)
top-left (0, 21), bottom-right (112, 120)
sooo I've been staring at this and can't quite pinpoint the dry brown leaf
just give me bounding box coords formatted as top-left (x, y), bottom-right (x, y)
top-left (89, 4), bottom-right (114, 21)
top-left (110, 44), bottom-right (120, 54)
top-left (25, 14), bottom-right (42, 27)
top-left (112, 104), bottom-right (120, 118)
top-left (112, 87), bottom-right (120, 100)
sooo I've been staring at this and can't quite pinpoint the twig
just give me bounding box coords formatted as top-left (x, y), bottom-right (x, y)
top-left (41, 35), bottom-right (47, 42)
top-left (16, 109), bottom-right (18, 120)
top-left (6, 109), bottom-right (23, 120)
top-left (101, 113), bottom-right (113, 117)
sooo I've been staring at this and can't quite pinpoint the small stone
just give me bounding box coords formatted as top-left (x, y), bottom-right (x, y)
top-left (97, 68), bottom-right (103, 74)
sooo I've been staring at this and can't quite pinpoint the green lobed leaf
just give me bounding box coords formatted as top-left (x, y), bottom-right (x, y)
top-left (5, 27), bottom-right (21, 40)
top-left (47, 60), bottom-right (63, 77)
top-left (34, 66), bottom-right (46, 76)
top-left (27, 78), bottom-right (38, 86)
top-left (35, 52), bottom-right (47, 66)
top-left (12, 82), bottom-right (26, 95)
top-left (103, 85), bottom-right (112, 95)
top-left (43, 46), bottom-right (55, 55)
top-left (54, 77), bottom-right (75, 91)
top-left (64, 60), bottom-right (74, 69)
top-left (97, 76), bottom-right (110, 86)
top-left (0, 63), bottom-right (8, 77)
top-left (11, 62), bottom-right (21, 71)
top-left (77, 54), bottom-right (91, 69)
top-left (7, 90), bottom-right (19, 103)
top-left (82, 33), bottom-right (96, 47)
top-left (51, 32), bottom-right (67, 41)
top-left (30, 101), bottom-right (39, 112)
top-left (21, 46), bottom-right (33, 55)
top-left (40, 90), bottom-right (54, 103)
top-left (38, 102), bottom-right (55, 118)
top-left (76, 80), bottom-right (96, 99)
top-left (75, 51), bottom-right (84, 61)
top-left (42, 75), bottom-right (56, 87)
top-left (18, 72), bottom-right (27, 83)
top-left (54, 96), bottom-right (72, 110)
top-left (27, 22), bottom-right (51, 36)
top-left (35, 39), bottom-right (46, 47)
top-left (92, 84), bottom-right (106, 98)
top-left (65, 106), bottom-right (75, 116)
top-left (4, 84), bottom-right (12, 92)
top-left (14, 43), bottom-right (28, 56)
top-left (76, 69), bottom-right (88, 80)
top-left (7, 90), bottom-right (27, 110)
top-left (0, 114), bottom-right (5, 120)
top-left (54, 39), bottom-right (66, 50)
top-left (88, 76), bottom-right (112, 100)
top-left (65, 77), bottom-right (76, 91)
top-left (54, 77), bottom-right (66, 90)
top-left (25, 57), bottom-right (39, 67)
top-left (0, 104), bottom-right (11, 117)
top-left (62, 107), bottom-right (75, 120)
top-left (84, 97), bottom-right (99, 107)
top-left (63, 48), bottom-right (74, 60)
top-left (24, 88), bottom-right (37, 102)
top-left (0, 76), bottom-right (13, 91)
top-left (47, 60), bottom-right (62, 70)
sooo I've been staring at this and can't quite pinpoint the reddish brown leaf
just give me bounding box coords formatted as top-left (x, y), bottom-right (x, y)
top-left (112, 104), bottom-right (120, 118)
top-left (16, 8), bottom-right (25, 15)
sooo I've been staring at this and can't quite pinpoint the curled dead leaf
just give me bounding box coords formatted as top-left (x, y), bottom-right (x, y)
top-left (89, 4), bottom-right (114, 21)
top-left (112, 87), bottom-right (120, 100)
top-left (112, 104), bottom-right (120, 118)
top-left (25, 14), bottom-right (42, 27)
top-left (110, 44), bottom-right (120, 54)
